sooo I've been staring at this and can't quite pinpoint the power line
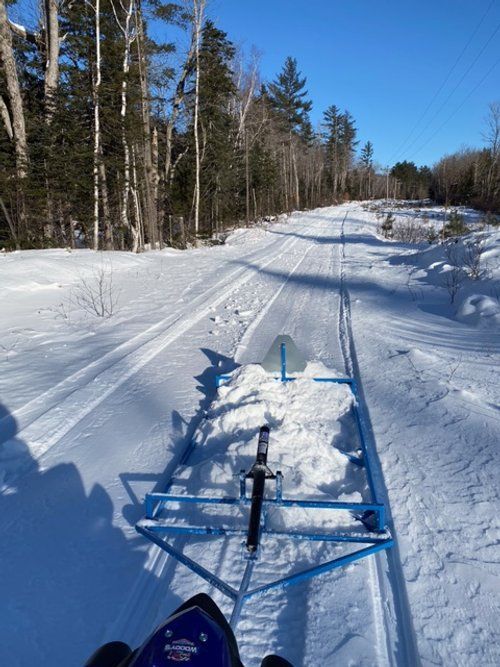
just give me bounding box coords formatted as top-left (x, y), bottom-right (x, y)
top-left (395, 20), bottom-right (500, 161)
top-left (411, 55), bottom-right (500, 160)
top-left (388, 0), bottom-right (497, 163)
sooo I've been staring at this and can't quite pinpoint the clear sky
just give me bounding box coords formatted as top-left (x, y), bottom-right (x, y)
top-left (203, 0), bottom-right (500, 168)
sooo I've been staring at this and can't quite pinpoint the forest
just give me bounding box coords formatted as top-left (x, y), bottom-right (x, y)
top-left (1, 0), bottom-right (499, 251)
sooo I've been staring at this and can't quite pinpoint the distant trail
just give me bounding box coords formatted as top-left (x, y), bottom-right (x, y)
top-left (338, 211), bottom-right (421, 666)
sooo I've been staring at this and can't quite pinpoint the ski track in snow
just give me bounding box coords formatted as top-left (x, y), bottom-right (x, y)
top-left (0, 225), bottom-right (304, 479)
top-left (1, 204), bottom-right (499, 666)
top-left (339, 211), bottom-right (421, 667)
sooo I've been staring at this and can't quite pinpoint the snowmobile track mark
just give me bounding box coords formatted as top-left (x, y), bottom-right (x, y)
top-left (339, 211), bottom-right (421, 667)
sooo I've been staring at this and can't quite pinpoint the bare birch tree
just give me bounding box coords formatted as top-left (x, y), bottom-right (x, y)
top-left (192, 0), bottom-right (205, 237)
top-left (92, 0), bottom-right (102, 250)
top-left (0, 1), bottom-right (28, 182)
top-left (111, 0), bottom-right (141, 251)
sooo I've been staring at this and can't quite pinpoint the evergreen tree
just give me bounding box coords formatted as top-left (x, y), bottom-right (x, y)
top-left (180, 20), bottom-right (237, 236)
top-left (359, 140), bottom-right (374, 199)
top-left (360, 141), bottom-right (374, 169)
top-left (267, 56), bottom-right (312, 135)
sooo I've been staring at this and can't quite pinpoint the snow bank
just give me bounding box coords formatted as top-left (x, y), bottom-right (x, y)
top-left (456, 294), bottom-right (500, 327)
top-left (395, 230), bottom-right (500, 326)
top-left (224, 227), bottom-right (269, 246)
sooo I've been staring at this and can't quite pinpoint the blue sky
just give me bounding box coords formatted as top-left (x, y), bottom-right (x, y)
top-left (203, 0), bottom-right (500, 168)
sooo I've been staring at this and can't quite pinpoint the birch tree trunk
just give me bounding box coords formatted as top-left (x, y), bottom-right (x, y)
top-left (192, 0), bottom-right (205, 237)
top-left (0, 94), bottom-right (13, 140)
top-left (93, 0), bottom-right (101, 250)
top-left (0, 0), bottom-right (28, 239)
top-left (135, 0), bottom-right (157, 247)
top-left (44, 0), bottom-right (59, 123)
top-left (112, 0), bottom-right (140, 250)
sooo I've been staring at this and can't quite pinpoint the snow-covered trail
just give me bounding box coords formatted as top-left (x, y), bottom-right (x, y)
top-left (1, 203), bottom-right (498, 666)
top-left (107, 206), bottom-right (410, 667)
top-left (2, 208), bottom-right (395, 666)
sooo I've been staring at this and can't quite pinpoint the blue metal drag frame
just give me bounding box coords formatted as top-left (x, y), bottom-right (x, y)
top-left (136, 343), bottom-right (393, 628)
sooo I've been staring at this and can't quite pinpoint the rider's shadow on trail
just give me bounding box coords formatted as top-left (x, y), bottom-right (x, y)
top-left (0, 402), bottom-right (39, 485)
top-left (121, 347), bottom-right (239, 526)
top-left (0, 402), bottom-right (160, 667)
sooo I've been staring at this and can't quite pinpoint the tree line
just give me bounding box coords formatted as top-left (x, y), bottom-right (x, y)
top-left (0, 1), bottom-right (498, 252)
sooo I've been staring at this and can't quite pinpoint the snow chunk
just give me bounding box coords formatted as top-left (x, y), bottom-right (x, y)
top-left (456, 294), bottom-right (500, 328)
top-left (173, 364), bottom-right (357, 508)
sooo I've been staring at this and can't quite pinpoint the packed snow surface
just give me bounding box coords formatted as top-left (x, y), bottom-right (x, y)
top-left (0, 203), bottom-right (499, 666)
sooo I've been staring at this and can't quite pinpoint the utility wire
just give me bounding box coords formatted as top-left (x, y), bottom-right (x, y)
top-left (411, 55), bottom-right (500, 159)
top-left (388, 0), bottom-right (497, 163)
top-left (396, 20), bottom-right (500, 161)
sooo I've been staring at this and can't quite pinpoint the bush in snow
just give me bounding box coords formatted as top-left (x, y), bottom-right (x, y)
top-left (380, 212), bottom-right (395, 238)
top-left (73, 266), bottom-right (119, 318)
top-left (442, 210), bottom-right (470, 239)
top-left (462, 239), bottom-right (487, 280)
top-left (480, 212), bottom-right (500, 229)
top-left (427, 225), bottom-right (438, 244)
top-left (442, 266), bottom-right (466, 304)
top-left (392, 219), bottom-right (430, 243)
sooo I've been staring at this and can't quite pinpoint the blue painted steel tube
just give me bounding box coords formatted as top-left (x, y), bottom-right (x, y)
top-left (146, 493), bottom-right (241, 506)
top-left (350, 380), bottom-right (380, 515)
top-left (280, 342), bottom-right (287, 381)
top-left (143, 492), bottom-right (385, 528)
top-left (242, 539), bottom-right (394, 601)
top-left (136, 525), bottom-right (238, 601)
top-left (262, 529), bottom-right (391, 545)
top-left (229, 560), bottom-right (255, 629)
top-left (140, 524), bottom-right (248, 537)
top-left (139, 521), bottom-right (391, 545)
top-left (145, 492), bottom-right (384, 513)
top-left (215, 374), bottom-right (352, 387)
top-left (276, 498), bottom-right (384, 513)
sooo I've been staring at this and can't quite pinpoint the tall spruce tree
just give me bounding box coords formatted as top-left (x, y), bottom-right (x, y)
top-left (360, 140), bottom-right (374, 199)
top-left (267, 56), bottom-right (311, 135)
top-left (267, 57), bottom-right (312, 209)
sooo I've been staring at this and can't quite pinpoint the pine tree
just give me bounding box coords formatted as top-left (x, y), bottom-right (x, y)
top-left (267, 57), bottom-right (312, 135)
top-left (267, 57), bottom-right (312, 209)
top-left (360, 140), bottom-right (374, 199)
top-left (322, 105), bottom-right (342, 199)
top-left (360, 141), bottom-right (374, 169)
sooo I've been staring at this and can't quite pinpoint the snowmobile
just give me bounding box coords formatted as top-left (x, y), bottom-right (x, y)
top-left (84, 592), bottom-right (292, 666)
